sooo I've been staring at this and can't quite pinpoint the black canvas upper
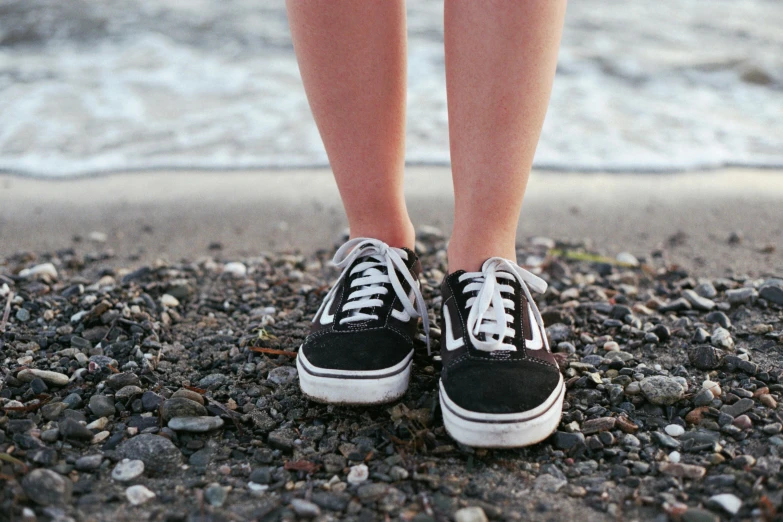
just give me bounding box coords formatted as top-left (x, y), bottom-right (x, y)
top-left (439, 269), bottom-right (561, 414)
top-left (301, 248), bottom-right (422, 372)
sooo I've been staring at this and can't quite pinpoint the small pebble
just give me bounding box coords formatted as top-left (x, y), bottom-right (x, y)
top-left (223, 262), bottom-right (247, 277)
top-left (112, 459), bottom-right (145, 482)
top-left (454, 506), bottom-right (490, 522)
top-left (16, 369), bottom-right (69, 386)
top-left (702, 380), bottom-right (722, 397)
top-left (347, 464), bottom-right (369, 485)
top-left (665, 424), bottom-right (685, 437)
top-left (126, 485), bottom-right (156, 506)
top-left (290, 498), bottom-right (321, 518)
top-left (706, 493), bottom-right (742, 515)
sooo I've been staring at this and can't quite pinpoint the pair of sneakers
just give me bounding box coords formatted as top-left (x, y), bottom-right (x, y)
top-left (296, 238), bottom-right (565, 448)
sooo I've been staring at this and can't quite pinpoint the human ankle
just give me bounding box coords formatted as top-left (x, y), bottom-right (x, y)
top-left (349, 222), bottom-right (416, 251)
top-left (447, 241), bottom-right (517, 273)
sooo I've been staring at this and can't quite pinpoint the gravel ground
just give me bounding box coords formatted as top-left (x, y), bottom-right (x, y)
top-left (1, 230), bottom-right (783, 522)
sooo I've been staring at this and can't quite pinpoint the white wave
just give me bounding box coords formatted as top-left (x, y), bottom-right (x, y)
top-left (0, 0), bottom-right (781, 177)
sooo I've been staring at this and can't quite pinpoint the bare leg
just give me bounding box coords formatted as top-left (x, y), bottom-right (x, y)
top-left (445, 0), bottom-right (567, 272)
top-left (286, 1), bottom-right (414, 249)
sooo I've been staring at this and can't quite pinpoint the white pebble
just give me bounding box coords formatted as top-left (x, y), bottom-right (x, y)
top-left (603, 341), bottom-right (620, 352)
top-left (248, 482), bottom-right (269, 493)
top-left (223, 262), bottom-right (247, 277)
top-left (665, 424), bottom-right (685, 437)
top-left (16, 369), bottom-right (69, 386)
top-left (530, 237), bottom-right (556, 249)
top-left (708, 493), bottom-right (742, 515)
top-left (19, 262), bottom-right (58, 279)
top-left (455, 506), bottom-right (489, 522)
top-left (703, 380), bottom-right (722, 397)
top-left (126, 485), bottom-right (155, 505)
top-left (88, 231), bottom-right (108, 243)
top-left (668, 451), bottom-right (681, 463)
top-left (112, 459), bottom-right (145, 482)
top-left (91, 431), bottom-right (110, 444)
top-left (86, 417), bottom-right (109, 430)
top-left (616, 252), bottom-right (640, 267)
top-left (160, 294), bottom-right (180, 307)
top-left (346, 464), bottom-right (369, 485)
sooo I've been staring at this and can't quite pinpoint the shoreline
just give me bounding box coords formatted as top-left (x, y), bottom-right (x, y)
top-left (1, 167), bottom-right (782, 277)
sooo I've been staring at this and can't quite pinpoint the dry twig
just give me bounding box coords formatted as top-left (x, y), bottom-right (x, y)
top-left (249, 346), bottom-right (297, 357)
top-left (0, 290), bottom-right (13, 334)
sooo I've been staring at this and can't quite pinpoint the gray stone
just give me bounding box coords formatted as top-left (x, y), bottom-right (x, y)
top-left (204, 483), bottom-right (229, 507)
top-left (75, 454), bottom-right (103, 471)
top-left (705, 311), bottom-right (731, 329)
top-left (322, 454), bottom-right (346, 474)
top-left (659, 298), bottom-right (691, 313)
top-left (16, 308), bottom-right (30, 322)
top-left (640, 376), bottom-right (685, 405)
top-left (652, 324), bottom-right (671, 342)
top-left (552, 431), bottom-right (585, 450)
top-left (546, 323), bottom-right (572, 343)
top-left (106, 372), bottom-right (141, 390)
top-left (89, 395), bottom-right (116, 417)
top-left (22, 469), bottom-right (73, 506)
top-left (688, 345), bottom-right (724, 370)
top-left (721, 398), bottom-right (754, 418)
top-left (693, 389), bottom-right (715, 406)
top-left (249, 467), bottom-right (272, 484)
top-left (311, 491), bottom-right (350, 512)
top-left (760, 279), bottom-right (783, 305)
top-left (683, 289), bottom-right (715, 311)
top-left (290, 498), bottom-right (321, 518)
top-left (356, 483), bottom-right (389, 501)
top-left (726, 287), bottom-right (757, 305)
top-left (267, 366), bottom-right (298, 385)
top-left (115, 385), bottom-right (143, 400)
top-left (59, 418), bottom-right (94, 441)
top-left (168, 416), bottom-right (224, 432)
top-left (161, 398), bottom-right (208, 421)
top-left (268, 428), bottom-right (297, 450)
top-left (171, 389), bottom-right (205, 405)
top-left (653, 432), bottom-right (681, 449)
top-left (533, 473), bottom-right (567, 493)
top-left (117, 434), bottom-right (183, 476)
top-left (141, 391), bottom-right (164, 411)
top-left (41, 402), bottom-right (67, 421)
top-left (62, 392), bottom-right (83, 409)
top-left (659, 462), bottom-right (706, 479)
top-left (694, 283), bottom-right (717, 299)
top-left (250, 410), bottom-right (277, 433)
top-left (198, 373), bottom-right (227, 389)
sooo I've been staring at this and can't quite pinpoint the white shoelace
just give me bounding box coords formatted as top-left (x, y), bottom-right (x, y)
top-left (459, 257), bottom-right (548, 353)
top-left (314, 238), bottom-right (430, 351)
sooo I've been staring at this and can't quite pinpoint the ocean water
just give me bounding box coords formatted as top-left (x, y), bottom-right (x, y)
top-left (0, 0), bottom-right (781, 177)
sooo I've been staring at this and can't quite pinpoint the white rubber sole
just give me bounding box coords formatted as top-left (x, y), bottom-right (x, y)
top-left (439, 375), bottom-right (565, 448)
top-left (296, 347), bottom-right (413, 405)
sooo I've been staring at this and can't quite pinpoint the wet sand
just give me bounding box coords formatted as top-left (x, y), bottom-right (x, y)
top-left (1, 168), bottom-right (781, 277)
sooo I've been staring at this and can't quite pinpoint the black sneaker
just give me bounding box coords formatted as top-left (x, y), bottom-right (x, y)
top-left (438, 257), bottom-right (564, 447)
top-left (297, 238), bottom-right (429, 404)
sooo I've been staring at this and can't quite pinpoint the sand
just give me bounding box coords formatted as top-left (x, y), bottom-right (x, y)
top-left (1, 168), bottom-right (781, 277)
